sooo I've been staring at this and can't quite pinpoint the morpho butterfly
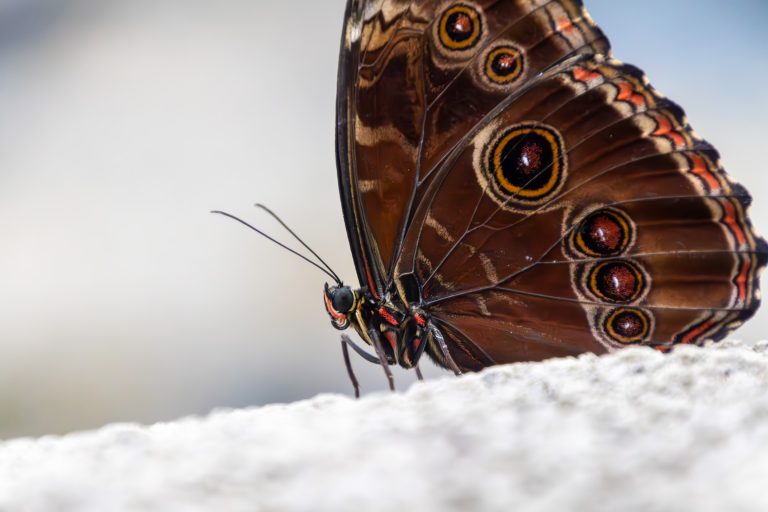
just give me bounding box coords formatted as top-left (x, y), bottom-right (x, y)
top-left (217, 0), bottom-right (766, 397)
top-left (319, 0), bottom-right (768, 396)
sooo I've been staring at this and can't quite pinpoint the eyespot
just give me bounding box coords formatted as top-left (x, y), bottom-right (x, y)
top-left (483, 44), bottom-right (525, 86)
top-left (571, 208), bottom-right (634, 258)
top-left (476, 122), bottom-right (567, 211)
top-left (602, 308), bottom-right (652, 344)
top-left (437, 4), bottom-right (482, 51)
top-left (588, 260), bottom-right (646, 304)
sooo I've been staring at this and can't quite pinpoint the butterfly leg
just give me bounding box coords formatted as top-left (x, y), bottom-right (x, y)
top-left (340, 335), bottom-right (361, 398)
top-left (341, 333), bottom-right (382, 364)
top-left (430, 325), bottom-right (462, 376)
top-left (340, 333), bottom-right (384, 399)
top-left (414, 365), bottom-right (424, 381)
top-left (367, 327), bottom-right (396, 392)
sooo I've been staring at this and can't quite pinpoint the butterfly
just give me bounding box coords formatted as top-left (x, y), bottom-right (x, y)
top-left (315, 0), bottom-right (768, 396)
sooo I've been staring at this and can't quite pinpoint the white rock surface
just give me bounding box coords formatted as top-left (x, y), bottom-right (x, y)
top-left (1, 341), bottom-right (767, 512)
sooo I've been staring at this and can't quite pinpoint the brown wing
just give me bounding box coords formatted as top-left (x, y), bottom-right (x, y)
top-left (337, 0), bottom-right (608, 296)
top-left (394, 55), bottom-right (767, 371)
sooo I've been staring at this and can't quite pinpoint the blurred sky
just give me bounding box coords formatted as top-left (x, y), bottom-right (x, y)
top-left (0, 0), bottom-right (766, 437)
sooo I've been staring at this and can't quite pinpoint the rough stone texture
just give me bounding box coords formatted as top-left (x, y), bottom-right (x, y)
top-left (1, 341), bottom-right (767, 512)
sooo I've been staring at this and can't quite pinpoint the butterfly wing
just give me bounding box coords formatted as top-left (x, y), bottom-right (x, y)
top-left (337, 0), bottom-right (608, 297)
top-left (394, 54), bottom-right (767, 370)
top-left (337, 0), bottom-right (766, 372)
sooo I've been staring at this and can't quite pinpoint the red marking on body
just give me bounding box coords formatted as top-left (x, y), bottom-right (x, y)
top-left (383, 330), bottom-right (398, 352)
top-left (324, 294), bottom-right (345, 321)
top-left (413, 337), bottom-right (422, 353)
top-left (414, 314), bottom-right (427, 328)
top-left (722, 199), bottom-right (748, 247)
top-left (652, 113), bottom-right (686, 148)
top-left (617, 81), bottom-right (646, 108)
top-left (379, 307), bottom-right (399, 326)
top-left (688, 154), bottom-right (722, 192)
top-left (572, 67), bottom-right (602, 83)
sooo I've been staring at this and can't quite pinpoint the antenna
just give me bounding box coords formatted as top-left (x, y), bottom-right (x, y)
top-left (254, 203), bottom-right (342, 285)
top-left (211, 210), bottom-right (341, 285)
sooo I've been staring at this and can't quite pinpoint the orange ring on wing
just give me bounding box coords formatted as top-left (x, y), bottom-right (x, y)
top-left (438, 4), bottom-right (482, 50)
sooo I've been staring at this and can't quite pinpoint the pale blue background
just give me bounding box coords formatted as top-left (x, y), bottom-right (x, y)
top-left (0, 0), bottom-right (765, 436)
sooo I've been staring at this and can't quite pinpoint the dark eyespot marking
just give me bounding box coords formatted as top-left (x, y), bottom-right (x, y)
top-left (484, 45), bottom-right (524, 85)
top-left (589, 260), bottom-right (645, 304)
top-left (438, 4), bottom-right (482, 51)
top-left (573, 209), bottom-right (633, 257)
top-left (603, 308), bottom-right (651, 344)
top-left (479, 123), bottom-right (567, 209)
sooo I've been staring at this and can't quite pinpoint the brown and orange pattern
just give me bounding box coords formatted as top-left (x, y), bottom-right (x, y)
top-left (333, 0), bottom-right (766, 374)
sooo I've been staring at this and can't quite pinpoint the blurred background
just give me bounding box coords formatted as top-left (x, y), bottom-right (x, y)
top-left (0, 0), bottom-right (765, 437)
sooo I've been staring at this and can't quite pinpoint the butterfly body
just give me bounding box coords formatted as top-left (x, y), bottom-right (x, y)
top-left (324, 282), bottom-right (437, 370)
top-left (327, 0), bottom-right (767, 385)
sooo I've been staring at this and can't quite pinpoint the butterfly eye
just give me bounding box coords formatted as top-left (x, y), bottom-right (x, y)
top-left (437, 4), bottom-right (482, 50)
top-left (331, 287), bottom-right (356, 314)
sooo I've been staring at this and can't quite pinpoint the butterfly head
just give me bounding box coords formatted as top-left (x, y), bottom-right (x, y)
top-left (323, 283), bottom-right (359, 330)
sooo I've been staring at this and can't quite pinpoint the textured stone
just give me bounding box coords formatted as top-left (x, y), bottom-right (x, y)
top-left (1, 341), bottom-right (767, 512)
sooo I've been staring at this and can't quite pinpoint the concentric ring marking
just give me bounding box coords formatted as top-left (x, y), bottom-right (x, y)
top-left (572, 208), bottom-right (633, 257)
top-left (588, 260), bottom-right (645, 304)
top-left (438, 4), bottom-right (482, 51)
top-left (483, 44), bottom-right (524, 85)
top-left (603, 308), bottom-right (651, 344)
top-left (479, 123), bottom-right (567, 209)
